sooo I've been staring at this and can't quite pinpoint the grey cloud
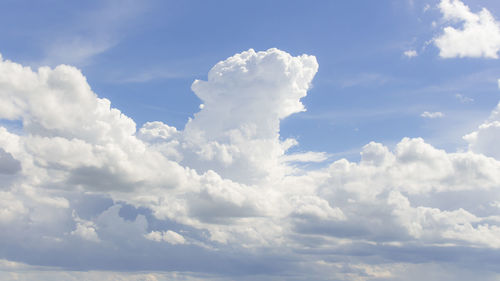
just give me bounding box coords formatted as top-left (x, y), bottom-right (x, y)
top-left (0, 148), bottom-right (21, 175)
top-left (68, 166), bottom-right (139, 192)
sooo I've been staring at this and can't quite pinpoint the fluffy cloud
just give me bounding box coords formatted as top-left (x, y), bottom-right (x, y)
top-left (1, 49), bottom-right (500, 280)
top-left (182, 48), bottom-right (318, 184)
top-left (464, 101), bottom-right (500, 159)
top-left (434, 0), bottom-right (500, 58)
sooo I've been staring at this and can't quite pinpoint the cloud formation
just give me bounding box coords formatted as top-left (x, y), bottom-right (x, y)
top-left (1, 48), bottom-right (500, 280)
top-left (435, 0), bottom-right (500, 58)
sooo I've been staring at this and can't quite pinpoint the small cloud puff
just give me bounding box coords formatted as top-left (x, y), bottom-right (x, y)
top-left (421, 111), bottom-right (445, 118)
top-left (404, 50), bottom-right (418, 58)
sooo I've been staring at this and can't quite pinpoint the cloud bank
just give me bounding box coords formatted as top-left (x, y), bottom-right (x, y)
top-left (1, 48), bottom-right (500, 280)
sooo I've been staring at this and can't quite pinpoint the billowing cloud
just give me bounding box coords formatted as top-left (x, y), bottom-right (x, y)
top-left (434, 0), bottom-right (500, 58)
top-left (1, 48), bottom-right (500, 280)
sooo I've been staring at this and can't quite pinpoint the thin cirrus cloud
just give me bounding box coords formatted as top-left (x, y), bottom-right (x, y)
top-left (2, 45), bottom-right (500, 280)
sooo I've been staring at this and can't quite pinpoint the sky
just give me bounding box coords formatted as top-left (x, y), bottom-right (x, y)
top-left (2, 0), bottom-right (500, 280)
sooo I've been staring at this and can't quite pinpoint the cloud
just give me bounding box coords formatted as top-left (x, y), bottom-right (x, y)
top-left (434, 0), bottom-right (500, 59)
top-left (181, 48), bottom-right (318, 184)
top-left (71, 211), bottom-right (100, 242)
top-left (421, 111), bottom-right (445, 118)
top-left (0, 148), bottom-right (21, 175)
top-left (36, 0), bottom-right (151, 66)
top-left (282, 151), bottom-right (329, 163)
top-left (404, 50), bottom-right (418, 58)
top-left (455, 93), bottom-right (474, 103)
top-left (145, 230), bottom-right (186, 245)
top-left (1, 48), bottom-right (500, 280)
top-left (464, 101), bottom-right (500, 159)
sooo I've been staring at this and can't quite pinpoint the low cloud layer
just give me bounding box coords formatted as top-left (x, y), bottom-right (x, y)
top-left (1, 48), bottom-right (500, 280)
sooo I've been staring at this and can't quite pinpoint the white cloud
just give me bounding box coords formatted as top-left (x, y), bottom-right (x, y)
top-left (180, 48), bottom-right (318, 184)
top-left (463, 96), bottom-right (500, 160)
top-left (145, 230), bottom-right (186, 245)
top-left (2, 48), bottom-right (500, 280)
top-left (71, 211), bottom-right (100, 242)
top-left (434, 0), bottom-right (500, 58)
top-left (421, 111), bottom-right (445, 118)
top-left (282, 151), bottom-right (329, 163)
top-left (404, 49), bottom-right (418, 58)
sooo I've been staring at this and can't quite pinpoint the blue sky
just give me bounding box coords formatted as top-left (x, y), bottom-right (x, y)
top-left (2, 0), bottom-right (500, 280)
top-left (4, 0), bottom-right (499, 156)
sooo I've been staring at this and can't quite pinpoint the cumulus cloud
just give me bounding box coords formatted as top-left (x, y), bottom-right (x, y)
top-left (181, 48), bottom-right (318, 184)
top-left (71, 211), bottom-right (100, 242)
top-left (1, 48), bottom-right (500, 280)
top-left (464, 101), bottom-right (500, 159)
top-left (434, 0), bottom-right (500, 58)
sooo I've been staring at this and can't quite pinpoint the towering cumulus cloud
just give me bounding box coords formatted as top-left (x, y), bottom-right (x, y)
top-left (182, 49), bottom-right (318, 183)
top-left (1, 49), bottom-right (500, 280)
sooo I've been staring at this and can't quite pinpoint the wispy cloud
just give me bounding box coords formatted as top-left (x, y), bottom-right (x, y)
top-left (455, 93), bottom-right (474, 103)
top-left (38, 0), bottom-right (151, 66)
top-left (421, 111), bottom-right (445, 118)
